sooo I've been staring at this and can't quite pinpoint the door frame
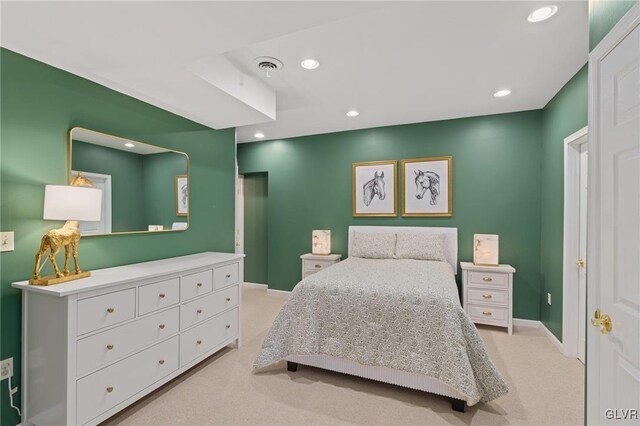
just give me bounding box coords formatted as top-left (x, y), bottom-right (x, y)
top-left (562, 126), bottom-right (588, 359)
top-left (587, 3), bottom-right (640, 423)
top-left (236, 174), bottom-right (244, 254)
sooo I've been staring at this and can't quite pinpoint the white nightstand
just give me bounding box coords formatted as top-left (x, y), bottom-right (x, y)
top-left (300, 253), bottom-right (341, 279)
top-left (461, 262), bottom-right (516, 334)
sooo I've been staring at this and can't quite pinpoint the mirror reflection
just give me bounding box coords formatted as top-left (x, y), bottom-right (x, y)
top-left (69, 128), bottom-right (189, 236)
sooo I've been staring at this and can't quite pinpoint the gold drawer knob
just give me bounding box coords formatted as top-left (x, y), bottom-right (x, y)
top-left (226, 324), bottom-right (231, 329)
top-left (226, 297), bottom-right (231, 302)
top-left (106, 386), bottom-right (114, 393)
top-left (159, 293), bottom-right (166, 298)
top-left (159, 324), bottom-right (166, 329)
top-left (106, 344), bottom-right (114, 350)
top-left (106, 308), bottom-right (114, 313)
top-left (158, 359), bottom-right (165, 365)
top-left (226, 274), bottom-right (231, 278)
top-left (482, 294), bottom-right (492, 299)
top-left (197, 340), bottom-right (202, 345)
top-left (197, 282), bottom-right (203, 287)
top-left (482, 311), bottom-right (492, 316)
top-left (482, 277), bottom-right (493, 282)
top-left (197, 309), bottom-right (203, 314)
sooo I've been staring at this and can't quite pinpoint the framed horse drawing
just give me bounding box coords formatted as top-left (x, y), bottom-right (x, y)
top-left (401, 156), bottom-right (453, 217)
top-left (352, 160), bottom-right (397, 217)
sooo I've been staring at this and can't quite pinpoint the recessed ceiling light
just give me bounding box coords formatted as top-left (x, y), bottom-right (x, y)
top-left (125, 142), bottom-right (135, 148)
top-left (493, 89), bottom-right (512, 98)
top-left (254, 132), bottom-right (265, 139)
top-left (528, 5), bottom-right (558, 22)
top-left (346, 110), bottom-right (360, 117)
top-left (300, 59), bottom-right (320, 70)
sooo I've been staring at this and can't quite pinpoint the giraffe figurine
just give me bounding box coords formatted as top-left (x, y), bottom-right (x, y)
top-left (31, 174), bottom-right (95, 282)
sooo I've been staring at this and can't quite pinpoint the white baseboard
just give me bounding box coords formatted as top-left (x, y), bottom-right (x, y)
top-left (513, 318), bottom-right (541, 329)
top-left (540, 322), bottom-right (564, 353)
top-left (513, 318), bottom-right (564, 354)
top-left (267, 288), bottom-right (292, 296)
top-left (243, 282), bottom-right (267, 289)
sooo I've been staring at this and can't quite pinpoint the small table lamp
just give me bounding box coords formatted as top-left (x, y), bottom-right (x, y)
top-left (312, 230), bottom-right (331, 255)
top-left (30, 183), bottom-right (102, 285)
top-left (473, 234), bottom-right (499, 266)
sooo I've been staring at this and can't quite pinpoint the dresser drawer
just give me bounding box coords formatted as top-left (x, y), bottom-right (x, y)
top-left (467, 304), bottom-right (509, 324)
top-left (303, 259), bottom-right (334, 273)
top-left (468, 271), bottom-right (508, 288)
top-left (180, 308), bottom-right (238, 367)
top-left (77, 307), bottom-right (179, 376)
top-left (181, 285), bottom-right (239, 331)
top-left (214, 263), bottom-right (239, 289)
top-left (77, 289), bottom-right (136, 336)
top-left (467, 288), bottom-right (509, 307)
top-left (138, 278), bottom-right (180, 316)
top-left (76, 336), bottom-right (179, 425)
top-left (181, 269), bottom-right (213, 301)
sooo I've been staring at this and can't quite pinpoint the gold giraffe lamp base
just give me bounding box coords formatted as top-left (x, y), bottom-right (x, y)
top-left (29, 271), bottom-right (91, 286)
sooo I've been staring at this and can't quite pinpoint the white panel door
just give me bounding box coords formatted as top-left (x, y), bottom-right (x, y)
top-left (578, 143), bottom-right (588, 363)
top-left (587, 5), bottom-right (640, 424)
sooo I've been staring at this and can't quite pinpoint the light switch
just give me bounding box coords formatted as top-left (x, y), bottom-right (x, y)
top-left (0, 232), bottom-right (15, 252)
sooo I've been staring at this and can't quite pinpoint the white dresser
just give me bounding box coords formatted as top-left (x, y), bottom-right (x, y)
top-left (300, 253), bottom-right (341, 279)
top-left (12, 252), bottom-right (243, 426)
top-left (461, 262), bottom-right (516, 334)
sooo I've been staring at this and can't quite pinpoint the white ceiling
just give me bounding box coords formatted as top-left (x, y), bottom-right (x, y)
top-left (1, 1), bottom-right (588, 143)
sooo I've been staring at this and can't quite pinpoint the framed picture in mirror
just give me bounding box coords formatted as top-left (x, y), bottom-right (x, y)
top-left (175, 175), bottom-right (188, 216)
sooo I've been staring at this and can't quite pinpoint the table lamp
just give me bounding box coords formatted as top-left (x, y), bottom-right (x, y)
top-left (473, 234), bottom-right (499, 266)
top-left (30, 179), bottom-right (102, 286)
top-left (312, 230), bottom-right (331, 255)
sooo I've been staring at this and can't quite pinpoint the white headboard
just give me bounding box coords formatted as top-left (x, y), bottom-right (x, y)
top-left (348, 226), bottom-right (458, 274)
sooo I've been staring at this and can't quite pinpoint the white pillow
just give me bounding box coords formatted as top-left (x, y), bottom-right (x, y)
top-left (395, 233), bottom-right (446, 262)
top-left (350, 232), bottom-right (396, 259)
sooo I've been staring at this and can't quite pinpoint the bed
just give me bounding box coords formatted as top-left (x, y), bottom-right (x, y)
top-left (253, 226), bottom-right (508, 411)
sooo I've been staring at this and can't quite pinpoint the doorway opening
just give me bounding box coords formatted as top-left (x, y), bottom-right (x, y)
top-left (241, 172), bottom-right (268, 286)
top-left (562, 126), bottom-right (588, 362)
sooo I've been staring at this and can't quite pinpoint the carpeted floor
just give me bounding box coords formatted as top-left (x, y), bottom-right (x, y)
top-left (104, 286), bottom-right (584, 426)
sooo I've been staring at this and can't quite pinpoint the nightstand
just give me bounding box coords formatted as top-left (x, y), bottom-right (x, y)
top-left (461, 262), bottom-right (516, 334)
top-left (300, 253), bottom-right (341, 279)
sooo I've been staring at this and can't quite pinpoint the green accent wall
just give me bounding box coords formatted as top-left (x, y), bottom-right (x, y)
top-left (243, 173), bottom-right (268, 284)
top-left (142, 152), bottom-right (188, 229)
top-left (238, 110), bottom-right (544, 321)
top-left (0, 48), bottom-right (235, 426)
top-left (539, 65), bottom-right (589, 340)
top-left (589, 0), bottom-right (638, 50)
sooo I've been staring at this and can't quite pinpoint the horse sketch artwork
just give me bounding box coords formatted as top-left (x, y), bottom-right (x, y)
top-left (402, 156), bottom-right (452, 217)
top-left (176, 175), bottom-right (188, 216)
top-left (352, 161), bottom-right (397, 216)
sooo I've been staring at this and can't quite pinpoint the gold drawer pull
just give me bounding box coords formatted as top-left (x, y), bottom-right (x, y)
top-left (197, 340), bottom-right (202, 345)
top-left (482, 294), bottom-right (492, 299)
top-left (197, 282), bottom-right (203, 287)
top-left (315, 264), bottom-right (322, 268)
top-left (197, 309), bottom-right (203, 314)
top-left (226, 324), bottom-right (231, 329)
top-left (159, 324), bottom-right (166, 329)
top-left (482, 311), bottom-right (492, 316)
top-left (106, 308), bottom-right (114, 313)
top-left (106, 344), bottom-right (114, 350)
top-left (482, 277), bottom-right (493, 282)
top-left (106, 386), bottom-right (114, 393)
top-left (158, 359), bottom-right (165, 365)
top-left (226, 297), bottom-right (231, 302)
top-left (226, 274), bottom-right (231, 278)
top-left (159, 293), bottom-right (166, 298)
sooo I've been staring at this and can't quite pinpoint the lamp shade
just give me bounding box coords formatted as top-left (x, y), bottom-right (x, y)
top-left (43, 185), bottom-right (102, 221)
top-left (312, 230), bottom-right (331, 255)
top-left (473, 234), bottom-right (499, 266)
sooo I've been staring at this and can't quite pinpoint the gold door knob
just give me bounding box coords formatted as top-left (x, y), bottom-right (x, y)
top-left (159, 293), bottom-right (166, 298)
top-left (106, 308), bottom-right (114, 313)
top-left (226, 297), bottom-right (231, 302)
top-left (197, 309), bottom-right (202, 314)
top-left (576, 259), bottom-right (585, 268)
top-left (482, 277), bottom-right (493, 282)
top-left (482, 311), bottom-right (492, 316)
top-left (158, 359), bottom-right (165, 365)
top-left (591, 309), bottom-right (612, 333)
top-left (159, 324), bottom-right (165, 329)
top-left (482, 294), bottom-right (492, 299)
top-left (106, 386), bottom-right (114, 393)
top-left (106, 344), bottom-right (114, 350)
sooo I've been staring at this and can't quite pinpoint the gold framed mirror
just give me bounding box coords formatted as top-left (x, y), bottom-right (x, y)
top-left (68, 127), bottom-right (189, 236)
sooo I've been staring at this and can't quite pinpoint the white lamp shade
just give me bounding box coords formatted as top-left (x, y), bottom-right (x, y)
top-left (312, 230), bottom-right (331, 255)
top-left (43, 185), bottom-right (102, 221)
top-left (473, 234), bottom-right (499, 266)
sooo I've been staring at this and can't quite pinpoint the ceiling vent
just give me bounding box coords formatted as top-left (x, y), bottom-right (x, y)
top-left (255, 56), bottom-right (283, 77)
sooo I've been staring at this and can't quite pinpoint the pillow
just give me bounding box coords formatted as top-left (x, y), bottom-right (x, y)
top-left (395, 233), bottom-right (447, 262)
top-left (350, 232), bottom-right (396, 259)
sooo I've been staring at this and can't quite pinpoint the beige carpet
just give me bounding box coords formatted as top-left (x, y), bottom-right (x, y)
top-left (104, 286), bottom-right (584, 426)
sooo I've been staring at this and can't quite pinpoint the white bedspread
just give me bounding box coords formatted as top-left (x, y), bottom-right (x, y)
top-left (253, 257), bottom-right (509, 405)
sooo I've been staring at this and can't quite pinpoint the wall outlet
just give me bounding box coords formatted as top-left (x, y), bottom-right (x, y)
top-left (0, 357), bottom-right (13, 381)
top-left (547, 293), bottom-right (552, 305)
top-left (0, 232), bottom-right (15, 252)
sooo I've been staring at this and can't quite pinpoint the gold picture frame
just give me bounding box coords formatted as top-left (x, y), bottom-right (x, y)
top-left (352, 160), bottom-right (398, 217)
top-left (175, 175), bottom-right (188, 216)
top-left (401, 156), bottom-right (453, 217)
